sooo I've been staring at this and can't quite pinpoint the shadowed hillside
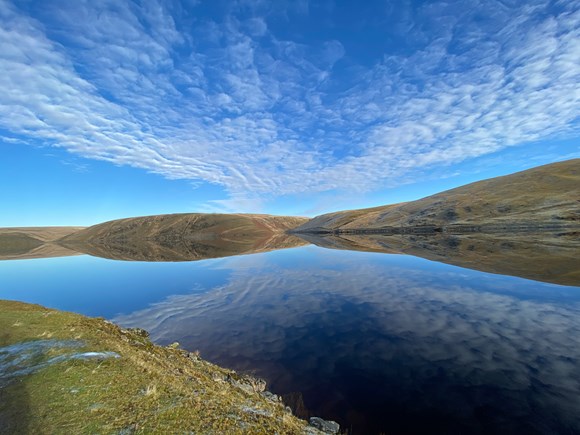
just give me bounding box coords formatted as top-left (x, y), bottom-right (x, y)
top-left (61, 213), bottom-right (309, 262)
top-left (295, 159), bottom-right (580, 233)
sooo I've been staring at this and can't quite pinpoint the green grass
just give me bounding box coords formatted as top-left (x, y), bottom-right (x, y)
top-left (0, 300), bottom-right (311, 434)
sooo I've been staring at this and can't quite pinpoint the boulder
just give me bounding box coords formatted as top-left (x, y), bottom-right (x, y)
top-left (309, 417), bottom-right (340, 434)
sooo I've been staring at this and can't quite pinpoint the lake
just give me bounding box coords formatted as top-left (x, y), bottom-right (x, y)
top-left (1, 240), bottom-right (580, 434)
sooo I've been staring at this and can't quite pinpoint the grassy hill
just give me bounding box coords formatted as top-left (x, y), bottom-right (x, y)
top-left (295, 159), bottom-right (580, 233)
top-left (61, 213), bottom-right (309, 262)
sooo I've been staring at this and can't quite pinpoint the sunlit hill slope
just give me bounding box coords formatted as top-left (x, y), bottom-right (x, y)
top-left (295, 159), bottom-right (580, 233)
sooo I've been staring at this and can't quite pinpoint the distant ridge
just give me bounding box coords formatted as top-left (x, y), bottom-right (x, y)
top-left (294, 159), bottom-right (580, 233)
top-left (0, 227), bottom-right (84, 260)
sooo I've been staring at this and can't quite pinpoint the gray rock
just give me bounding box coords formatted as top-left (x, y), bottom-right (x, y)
top-left (234, 381), bottom-right (254, 395)
top-left (240, 406), bottom-right (272, 417)
top-left (303, 427), bottom-right (323, 435)
top-left (226, 373), bottom-right (267, 394)
top-left (240, 374), bottom-right (267, 392)
top-left (186, 352), bottom-right (200, 361)
top-left (262, 391), bottom-right (282, 402)
top-left (126, 327), bottom-right (149, 338)
top-left (309, 417), bottom-right (340, 434)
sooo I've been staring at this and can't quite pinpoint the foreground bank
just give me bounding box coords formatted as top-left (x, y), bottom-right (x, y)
top-left (0, 300), bottom-right (338, 434)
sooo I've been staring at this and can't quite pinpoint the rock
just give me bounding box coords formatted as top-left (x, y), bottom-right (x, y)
top-left (240, 406), bottom-right (272, 417)
top-left (167, 342), bottom-right (180, 349)
top-left (309, 417), bottom-right (340, 434)
top-left (240, 374), bottom-right (267, 392)
top-left (234, 380), bottom-right (254, 395)
top-left (225, 373), bottom-right (267, 394)
top-left (126, 328), bottom-right (149, 338)
top-left (187, 351), bottom-right (200, 361)
top-left (212, 374), bottom-right (226, 383)
top-left (262, 391), bottom-right (281, 402)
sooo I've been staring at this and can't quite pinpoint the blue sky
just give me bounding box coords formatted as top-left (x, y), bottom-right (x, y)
top-left (0, 0), bottom-right (579, 226)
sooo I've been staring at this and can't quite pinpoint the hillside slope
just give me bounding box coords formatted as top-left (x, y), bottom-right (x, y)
top-left (295, 159), bottom-right (580, 233)
top-left (61, 213), bottom-right (309, 262)
top-left (0, 300), bottom-right (330, 434)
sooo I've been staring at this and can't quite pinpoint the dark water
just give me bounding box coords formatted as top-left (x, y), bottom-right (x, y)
top-left (1, 245), bottom-right (580, 434)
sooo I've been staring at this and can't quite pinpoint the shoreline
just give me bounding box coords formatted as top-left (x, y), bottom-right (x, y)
top-left (0, 300), bottom-right (339, 434)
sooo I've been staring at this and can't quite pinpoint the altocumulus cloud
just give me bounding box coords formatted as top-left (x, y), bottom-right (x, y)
top-left (0, 0), bottom-right (579, 208)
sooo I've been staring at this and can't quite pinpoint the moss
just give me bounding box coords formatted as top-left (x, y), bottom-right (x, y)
top-left (0, 300), bottom-right (312, 434)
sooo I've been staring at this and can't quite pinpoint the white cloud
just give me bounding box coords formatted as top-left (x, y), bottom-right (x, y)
top-left (0, 0), bottom-right (578, 210)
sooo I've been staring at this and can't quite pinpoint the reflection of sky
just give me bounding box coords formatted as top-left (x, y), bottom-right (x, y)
top-left (0, 255), bottom-right (230, 317)
top-left (2, 247), bottom-right (580, 433)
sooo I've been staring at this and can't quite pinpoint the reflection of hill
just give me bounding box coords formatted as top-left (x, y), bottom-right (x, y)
top-left (61, 213), bottom-right (309, 262)
top-left (296, 159), bottom-right (580, 232)
top-left (298, 232), bottom-right (580, 287)
top-left (0, 227), bottom-right (84, 261)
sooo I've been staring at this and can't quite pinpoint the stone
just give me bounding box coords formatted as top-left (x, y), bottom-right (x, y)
top-left (187, 352), bottom-right (200, 361)
top-left (240, 374), bottom-right (267, 392)
top-left (308, 417), bottom-right (340, 434)
top-left (126, 328), bottom-right (149, 338)
top-left (262, 391), bottom-right (280, 402)
top-left (240, 406), bottom-right (272, 417)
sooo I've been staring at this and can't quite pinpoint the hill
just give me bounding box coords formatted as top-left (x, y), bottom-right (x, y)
top-left (61, 213), bottom-right (309, 262)
top-left (0, 227), bottom-right (84, 261)
top-left (295, 159), bottom-right (580, 233)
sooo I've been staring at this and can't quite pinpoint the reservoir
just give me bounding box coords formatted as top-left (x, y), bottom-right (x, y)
top-left (1, 239), bottom-right (579, 434)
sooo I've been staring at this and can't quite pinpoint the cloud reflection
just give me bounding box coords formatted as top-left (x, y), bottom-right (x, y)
top-left (114, 253), bottom-right (580, 433)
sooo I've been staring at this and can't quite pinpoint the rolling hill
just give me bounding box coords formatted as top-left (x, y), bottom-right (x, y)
top-left (294, 159), bottom-right (580, 233)
top-left (60, 213), bottom-right (309, 262)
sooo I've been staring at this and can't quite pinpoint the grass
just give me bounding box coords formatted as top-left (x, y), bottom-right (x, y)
top-left (0, 300), bottom-right (313, 434)
top-left (297, 158), bottom-right (580, 231)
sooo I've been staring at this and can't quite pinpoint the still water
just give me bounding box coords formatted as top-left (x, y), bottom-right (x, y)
top-left (1, 245), bottom-right (580, 434)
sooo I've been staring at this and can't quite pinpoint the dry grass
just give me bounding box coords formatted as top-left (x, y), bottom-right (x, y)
top-left (60, 213), bottom-right (309, 262)
top-left (296, 159), bottom-right (580, 231)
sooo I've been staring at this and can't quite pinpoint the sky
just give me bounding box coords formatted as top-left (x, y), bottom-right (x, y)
top-left (0, 0), bottom-right (579, 226)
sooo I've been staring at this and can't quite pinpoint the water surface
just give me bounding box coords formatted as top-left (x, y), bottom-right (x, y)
top-left (1, 243), bottom-right (580, 434)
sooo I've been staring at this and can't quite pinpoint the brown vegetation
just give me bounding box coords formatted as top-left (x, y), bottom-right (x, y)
top-left (60, 213), bottom-right (309, 262)
top-left (295, 159), bottom-right (580, 232)
top-left (0, 227), bottom-right (84, 260)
